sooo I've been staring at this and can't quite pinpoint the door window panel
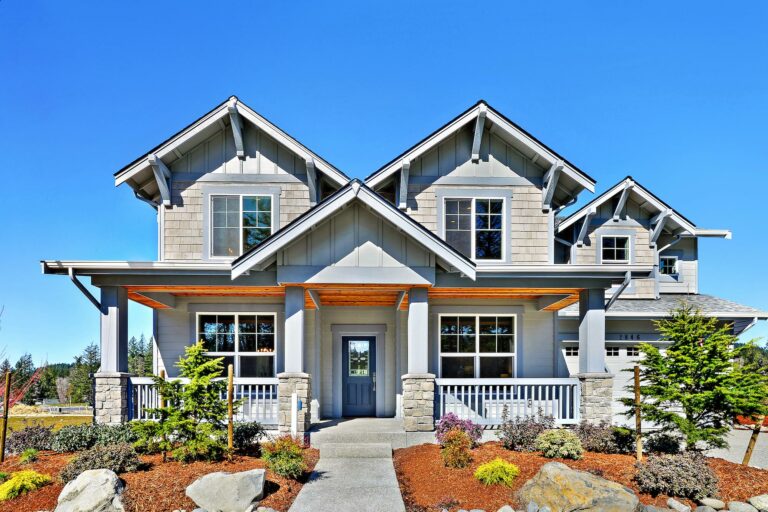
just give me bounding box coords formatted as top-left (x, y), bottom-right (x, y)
top-left (348, 340), bottom-right (370, 376)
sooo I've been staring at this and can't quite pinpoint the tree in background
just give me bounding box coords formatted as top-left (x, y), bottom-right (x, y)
top-left (625, 305), bottom-right (768, 450)
top-left (737, 343), bottom-right (768, 376)
top-left (55, 377), bottom-right (70, 404)
top-left (68, 343), bottom-right (100, 405)
top-left (128, 334), bottom-right (155, 377)
top-left (13, 353), bottom-right (36, 404)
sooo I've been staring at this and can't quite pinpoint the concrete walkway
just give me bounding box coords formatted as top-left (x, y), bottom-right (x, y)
top-left (707, 427), bottom-right (768, 469)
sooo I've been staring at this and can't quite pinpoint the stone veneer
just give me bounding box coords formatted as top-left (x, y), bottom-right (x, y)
top-left (577, 373), bottom-right (614, 424)
top-left (94, 372), bottom-right (130, 425)
top-left (402, 373), bottom-right (435, 432)
top-left (277, 372), bottom-right (312, 434)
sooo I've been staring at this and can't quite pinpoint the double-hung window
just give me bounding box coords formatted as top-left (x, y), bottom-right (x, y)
top-left (439, 315), bottom-right (516, 378)
top-left (601, 235), bottom-right (630, 263)
top-left (211, 195), bottom-right (273, 257)
top-left (659, 255), bottom-right (678, 276)
top-left (197, 313), bottom-right (276, 377)
top-left (444, 198), bottom-right (504, 261)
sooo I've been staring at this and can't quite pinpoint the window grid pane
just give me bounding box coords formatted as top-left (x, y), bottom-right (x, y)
top-left (602, 236), bottom-right (629, 262)
top-left (242, 196), bottom-right (272, 253)
top-left (474, 199), bottom-right (503, 260)
top-left (445, 199), bottom-right (472, 258)
top-left (439, 315), bottom-right (516, 378)
top-left (198, 313), bottom-right (276, 377)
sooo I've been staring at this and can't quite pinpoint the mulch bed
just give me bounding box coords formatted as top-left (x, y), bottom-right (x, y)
top-left (0, 448), bottom-right (319, 512)
top-left (393, 442), bottom-right (768, 512)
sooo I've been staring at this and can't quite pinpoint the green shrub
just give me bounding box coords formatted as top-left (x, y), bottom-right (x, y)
top-left (635, 453), bottom-right (717, 500)
top-left (51, 424), bottom-right (99, 452)
top-left (96, 424), bottom-right (138, 446)
top-left (60, 443), bottom-right (141, 483)
top-left (440, 428), bottom-right (473, 469)
top-left (645, 432), bottom-right (682, 454)
top-left (233, 421), bottom-right (266, 450)
top-left (0, 470), bottom-right (51, 501)
top-left (497, 411), bottom-right (555, 451)
top-left (574, 421), bottom-right (633, 454)
top-left (0, 473), bottom-right (9, 483)
top-left (474, 458), bottom-right (520, 487)
top-left (535, 429), bottom-right (584, 460)
top-left (19, 448), bottom-right (38, 464)
top-left (6, 425), bottom-right (53, 454)
top-left (261, 436), bottom-right (306, 480)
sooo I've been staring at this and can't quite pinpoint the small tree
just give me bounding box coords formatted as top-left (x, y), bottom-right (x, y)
top-left (132, 341), bottom-right (230, 462)
top-left (623, 305), bottom-right (768, 450)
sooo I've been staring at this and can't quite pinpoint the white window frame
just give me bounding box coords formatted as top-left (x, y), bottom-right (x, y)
top-left (209, 194), bottom-right (275, 259)
top-left (606, 346), bottom-right (620, 357)
top-left (442, 197), bottom-right (506, 262)
top-left (659, 255), bottom-right (679, 276)
top-left (195, 312), bottom-right (277, 377)
top-left (438, 314), bottom-right (517, 378)
top-left (600, 235), bottom-right (631, 264)
top-left (626, 346), bottom-right (640, 357)
top-left (565, 346), bottom-right (579, 357)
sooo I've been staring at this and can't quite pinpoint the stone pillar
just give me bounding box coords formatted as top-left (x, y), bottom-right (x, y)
top-left (94, 372), bottom-right (130, 425)
top-left (402, 373), bottom-right (435, 432)
top-left (277, 372), bottom-right (312, 435)
top-left (577, 373), bottom-right (614, 424)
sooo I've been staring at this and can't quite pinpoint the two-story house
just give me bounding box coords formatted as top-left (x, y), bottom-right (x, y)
top-left (42, 98), bottom-right (767, 433)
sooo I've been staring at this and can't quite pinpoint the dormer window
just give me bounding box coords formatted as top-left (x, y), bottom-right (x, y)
top-left (659, 255), bottom-right (678, 275)
top-left (601, 235), bottom-right (630, 263)
top-left (211, 195), bottom-right (273, 257)
top-left (444, 198), bottom-right (504, 261)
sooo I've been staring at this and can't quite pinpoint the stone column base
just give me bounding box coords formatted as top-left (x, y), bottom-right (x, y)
top-left (402, 373), bottom-right (435, 432)
top-left (94, 372), bottom-right (130, 425)
top-left (577, 373), bottom-right (614, 425)
top-left (277, 372), bottom-right (312, 435)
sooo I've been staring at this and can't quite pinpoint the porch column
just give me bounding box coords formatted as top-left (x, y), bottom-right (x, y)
top-left (94, 286), bottom-right (130, 425)
top-left (402, 287), bottom-right (435, 432)
top-left (278, 286), bottom-right (311, 434)
top-left (577, 288), bottom-right (613, 424)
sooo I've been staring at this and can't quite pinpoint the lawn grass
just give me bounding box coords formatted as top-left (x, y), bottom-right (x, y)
top-left (4, 415), bottom-right (92, 432)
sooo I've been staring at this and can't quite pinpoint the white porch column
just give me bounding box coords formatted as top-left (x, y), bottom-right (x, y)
top-left (284, 286), bottom-right (305, 373)
top-left (95, 286), bottom-right (130, 425)
top-left (407, 287), bottom-right (429, 374)
top-left (403, 287), bottom-right (435, 432)
top-left (577, 287), bottom-right (613, 424)
top-left (278, 285), bottom-right (311, 433)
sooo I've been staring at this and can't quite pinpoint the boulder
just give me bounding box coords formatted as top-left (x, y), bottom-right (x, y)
top-left (517, 462), bottom-right (640, 512)
top-left (729, 503), bottom-right (759, 512)
top-left (643, 507), bottom-right (673, 512)
top-left (699, 499), bottom-right (725, 510)
top-left (667, 498), bottom-right (691, 512)
top-left (54, 469), bottom-right (125, 512)
top-left (496, 507), bottom-right (515, 512)
top-left (694, 507), bottom-right (716, 512)
top-left (186, 469), bottom-right (265, 512)
top-left (749, 495), bottom-right (768, 512)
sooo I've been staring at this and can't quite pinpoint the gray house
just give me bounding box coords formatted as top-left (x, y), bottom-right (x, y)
top-left (42, 98), bottom-right (767, 433)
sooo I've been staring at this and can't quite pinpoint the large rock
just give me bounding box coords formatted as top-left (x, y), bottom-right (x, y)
top-left (518, 462), bottom-right (640, 512)
top-left (729, 503), bottom-right (759, 512)
top-left (749, 495), bottom-right (768, 512)
top-left (55, 469), bottom-right (125, 512)
top-left (699, 499), bottom-right (725, 510)
top-left (186, 469), bottom-right (266, 512)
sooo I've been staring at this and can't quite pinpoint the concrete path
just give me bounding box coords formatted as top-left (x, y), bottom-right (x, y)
top-left (707, 427), bottom-right (768, 469)
top-left (289, 442), bottom-right (405, 512)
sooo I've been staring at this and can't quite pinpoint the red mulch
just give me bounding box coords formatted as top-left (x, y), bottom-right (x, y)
top-left (393, 442), bottom-right (768, 512)
top-left (0, 448), bottom-right (319, 512)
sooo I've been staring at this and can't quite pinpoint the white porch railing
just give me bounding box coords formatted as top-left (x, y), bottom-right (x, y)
top-left (129, 377), bottom-right (279, 425)
top-left (435, 378), bottom-right (581, 426)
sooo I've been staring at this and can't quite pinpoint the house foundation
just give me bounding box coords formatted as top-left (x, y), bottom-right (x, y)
top-left (577, 373), bottom-right (614, 424)
top-left (401, 373), bottom-right (435, 432)
top-left (94, 372), bottom-right (130, 425)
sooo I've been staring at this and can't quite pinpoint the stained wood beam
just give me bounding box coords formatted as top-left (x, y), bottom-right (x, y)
top-left (613, 182), bottom-right (634, 221)
top-left (542, 160), bottom-right (563, 212)
top-left (306, 159), bottom-right (317, 206)
top-left (147, 154), bottom-right (171, 207)
top-left (576, 207), bottom-right (596, 247)
top-left (471, 105), bottom-right (487, 163)
top-left (650, 210), bottom-right (671, 246)
top-left (227, 98), bottom-right (245, 159)
top-left (398, 160), bottom-right (410, 211)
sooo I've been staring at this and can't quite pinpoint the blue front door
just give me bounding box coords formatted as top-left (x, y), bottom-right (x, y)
top-left (342, 335), bottom-right (376, 417)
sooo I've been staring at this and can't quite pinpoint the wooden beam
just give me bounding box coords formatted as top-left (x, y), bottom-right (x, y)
top-left (306, 159), bottom-right (317, 206)
top-left (541, 295), bottom-right (580, 312)
top-left (398, 160), bottom-right (410, 210)
top-left (537, 295), bottom-right (570, 311)
top-left (227, 98), bottom-right (245, 159)
top-left (650, 210), bottom-right (671, 246)
top-left (147, 154), bottom-right (171, 207)
top-left (471, 105), bottom-right (487, 163)
top-left (576, 208), bottom-right (596, 247)
top-left (542, 160), bottom-right (563, 212)
top-left (613, 182), bottom-right (634, 221)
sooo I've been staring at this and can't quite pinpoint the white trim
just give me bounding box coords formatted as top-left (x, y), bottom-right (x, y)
top-left (441, 196), bottom-right (506, 263)
top-left (599, 235), bottom-right (631, 264)
top-left (437, 313), bottom-right (518, 379)
top-left (658, 255), bottom-right (679, 277)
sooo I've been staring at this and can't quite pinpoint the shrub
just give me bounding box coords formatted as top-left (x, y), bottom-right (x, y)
top-left (261, 436), bottom-right (306, 480)
top-left (59, 443), bottom-right (141, 483)
top-left (0, 473), bottom-right (8, 483)
top-left (233, 421), bottom-right (266, 450)
top-left (51, 424), bottom-right (99, 452)
top-left (497, 411), bottom-right (555, 451)
top-left (635, 453), bottom-right (717, 500)
top-left (440, 428), bottom-right (473, 469)
top-left (535, 429), bottom-right (584, 460)
top-left (6, 425), bottom-right (53, 454)
top-left (574, 421), bottom-right (633, 454)
top-left (474, 458), bottom-right (520, 487)
top-left (0, 470), bottom-right (51, 501)
top-left (435, 413), bottom-right (482, 446)
top-left (19, 449), bottom-right (38, 464)
top-left (95, 424), bottom-right (138, 446)
top-left (645, 431), bottom-right (682, 454)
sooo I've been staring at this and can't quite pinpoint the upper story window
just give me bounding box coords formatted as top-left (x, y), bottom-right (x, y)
top-left (601, 235), bottom-right (630, 263)
top-left (197, 313), bottom-right (275, 377)
top-left (439, 315), bottom-right (516, 378)
top-left (659, 255), bottom-right (678, 275)
top-left (211, 195), bottom-right (273, 257)
top-left (444, 198), bottom-right (504, 261)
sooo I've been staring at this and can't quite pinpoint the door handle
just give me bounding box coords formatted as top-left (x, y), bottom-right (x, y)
top-left (372, 372), bottom-right (376, 392)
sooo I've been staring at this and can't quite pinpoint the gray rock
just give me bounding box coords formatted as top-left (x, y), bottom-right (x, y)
top-left (186, 469), bottom-right (266, 512)
top-left (497, 507), bottom-right (515, 512)
top-left (539, 508), bottom-right (551, 512)
top-left (643, 506), bottom-right (673, 512)
top-left (694, 507), bottom-right (716, 512)
top-left (749, 495), bottom-right (768, 512)
top-left (699, 499), bottom-right (726, 510)
top-left (729, 502), bottom-right (759, 512)
top-left (54, 469), bottom-right (125, 512)
top-left (667, 498), bottom-right (691, 512)
top-left (526, 503), bottom-right (539, 512)
top-left (517, 462), bottom-right (639, 512)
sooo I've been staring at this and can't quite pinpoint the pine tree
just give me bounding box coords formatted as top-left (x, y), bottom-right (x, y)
top-left (68, 343), bottom-right (101, 405)
top-left (623, 305), bottom-right (768, 450)
top-left (144, 336), bottom-right (155, 376)
top-left (13, 354), bottom-right (36, 404)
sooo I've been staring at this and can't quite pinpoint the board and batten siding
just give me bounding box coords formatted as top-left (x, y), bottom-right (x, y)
top-left (399, 123), bottom-right (551, 264)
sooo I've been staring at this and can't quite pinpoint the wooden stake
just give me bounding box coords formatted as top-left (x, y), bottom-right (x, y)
top-left (227, 364), bottom-right (234, 453)
top-left (634, 365), bottom-right (642, 462)
top-left (159, 369), bottom-right (166, 408)
top-left (742, 415), bottom-right (764, 466)
top-left (0, 371), bottom-right (12, 463)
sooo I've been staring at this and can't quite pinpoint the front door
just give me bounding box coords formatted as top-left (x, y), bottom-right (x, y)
top-left (342, 335), bottom-right (376, 417)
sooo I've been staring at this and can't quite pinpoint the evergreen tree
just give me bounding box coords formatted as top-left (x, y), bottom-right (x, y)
top-left (13, 353), bottom-right (36, 404)
top-left (0, 359), bottom-right (10, 377)
top-left (68, 343), bottom-right (100, 405)
top-left (144, 336), bottom-right (155, 376)
top-left (623, 305), bottom-right (768, 450)
top-left (128, 335), bottom-right (142, 375)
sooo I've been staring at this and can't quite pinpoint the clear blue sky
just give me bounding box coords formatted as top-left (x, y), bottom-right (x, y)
top-left (1, 1), bottom-right (766, 365)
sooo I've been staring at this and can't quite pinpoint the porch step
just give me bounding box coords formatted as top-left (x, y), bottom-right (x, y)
top-left (320, 442), bottom-right (392, 459)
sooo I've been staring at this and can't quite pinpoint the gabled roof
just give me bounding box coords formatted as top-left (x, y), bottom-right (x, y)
top-left (114, 96), bottom-right (349, 202)
top-left (364, 100), bottom-right (596, 195)
top-left (231, 179), bottom-right (476, 280)
top-left (557, 176), bottom-right (731, 238)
